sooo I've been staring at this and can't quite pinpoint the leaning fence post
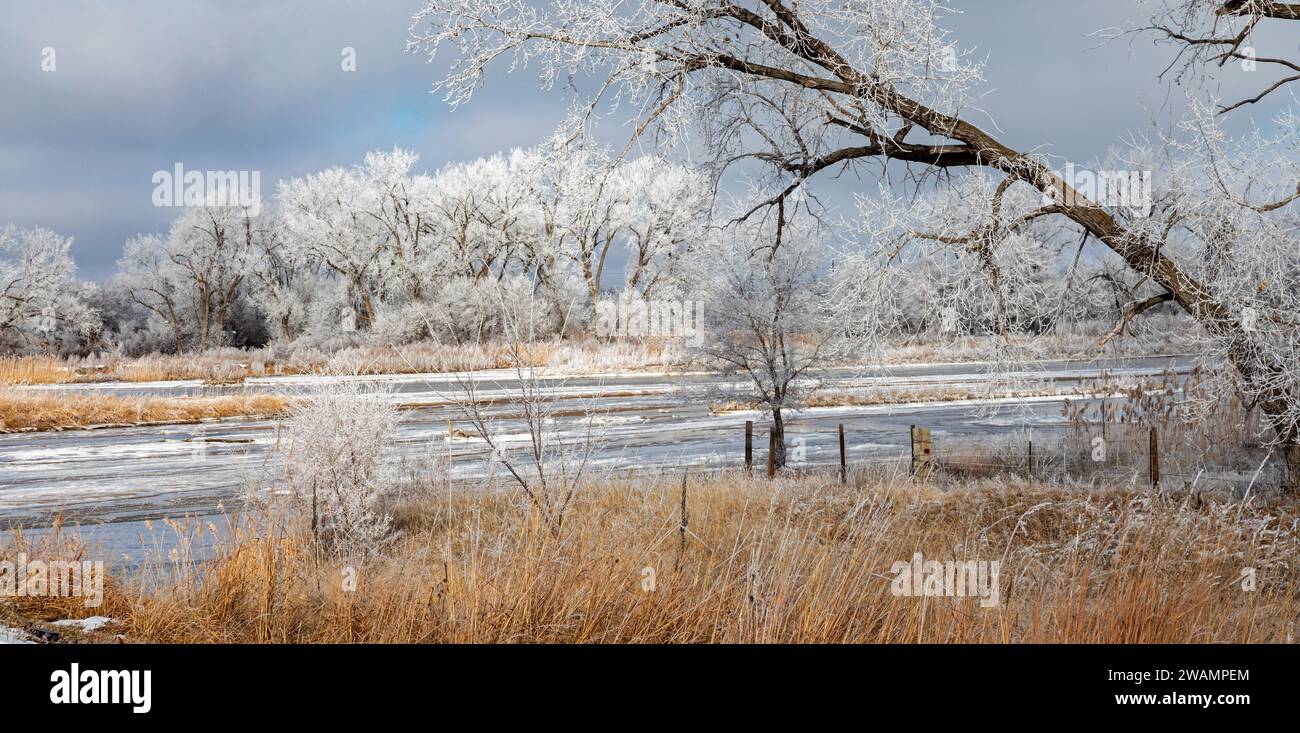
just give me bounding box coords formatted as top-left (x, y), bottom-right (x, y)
top-left (1149, 426), bottom-right (1160, 488)
top-left (745, 420), bottom-right (753, 472)
top-left (838, 424), bottom-right (847, 485)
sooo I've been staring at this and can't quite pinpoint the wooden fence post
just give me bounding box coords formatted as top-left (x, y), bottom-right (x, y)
top-left (838, 424), bottom-right (847, 485)
top-left (745, 420), bottom-right (753, 472)
top-left (1028, 439), bottom-right (1034, 475)
top-left (1149, 427), bottom-right (1160, 488)
top-left (910, 426), bottom-right (932, 482)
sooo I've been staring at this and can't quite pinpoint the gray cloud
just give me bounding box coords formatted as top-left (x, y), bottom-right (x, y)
top-left (0, 0), bottom-right (1291, 278)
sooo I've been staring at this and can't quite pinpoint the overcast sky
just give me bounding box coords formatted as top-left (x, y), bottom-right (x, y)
top-left (0, 0), bottom-right (1289, 279)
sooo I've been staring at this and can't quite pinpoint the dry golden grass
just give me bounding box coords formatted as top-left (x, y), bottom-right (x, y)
top-left (0, 353), bottom-right (277, 385)
top-left (0, 356), bottom-right (76, 385)
top-left (0, 389), bottom-right (292, 431)
top-left (8, 472), bottom-right (1296, 643)
top-left (0, 340), bottom-right (684, 386)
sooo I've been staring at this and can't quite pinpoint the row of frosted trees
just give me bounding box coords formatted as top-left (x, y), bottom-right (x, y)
top-left (0, 144), bottom-right (714, 356)
top-left (112, 145), bottom-right (713, 354)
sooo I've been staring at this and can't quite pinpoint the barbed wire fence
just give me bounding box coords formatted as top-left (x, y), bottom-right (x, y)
top-left (719, 394), bottom-right (1289, 497)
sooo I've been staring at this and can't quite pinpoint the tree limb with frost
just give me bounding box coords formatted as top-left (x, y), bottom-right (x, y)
top-left (1140, 0), bottom-right (1300, 114)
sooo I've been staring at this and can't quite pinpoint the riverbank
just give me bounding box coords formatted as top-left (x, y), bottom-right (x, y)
top-left (2, 472), bottom-right (1296, 643)
top-left (1, 316), bottom-right (1196, 388)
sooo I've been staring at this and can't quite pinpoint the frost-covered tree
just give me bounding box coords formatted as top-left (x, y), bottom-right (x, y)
top-left (690, 217), bottom-right (839, 469)
top-left (277, 165), bottom-right (386, 331)
top-left (533, 146), bottom-right (711, 307)
top-left (355, 148), bottom-right (442, 302)
top-left (246, 210), bottom-right (314, 345)
top-left (549, 147), bottom-right (632, 306)
top-left (619, 156), bottom-right (713, 300)
top-left (428, 149), bottom-right (540, 283)
top-left (0, 224), bottom-right (98, 354)
top-left (116, 233), bottom-right (186, 351)
top-left (118, 205), bottom-right (256, 352)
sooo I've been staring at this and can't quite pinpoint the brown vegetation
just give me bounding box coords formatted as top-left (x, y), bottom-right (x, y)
top-left (5, 472), bottom-right (1296, 643)
top-left (0, 390), bottom-right (292, 432)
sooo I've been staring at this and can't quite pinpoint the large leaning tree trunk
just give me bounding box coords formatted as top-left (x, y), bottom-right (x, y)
top-left (1138, 0), bottom-right (1300, 483)
top-left (411, 0), bottom-right (1300, 486)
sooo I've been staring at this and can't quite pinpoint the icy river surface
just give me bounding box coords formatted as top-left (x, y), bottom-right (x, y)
top-left (0, 356), bottom-right (1191, 558)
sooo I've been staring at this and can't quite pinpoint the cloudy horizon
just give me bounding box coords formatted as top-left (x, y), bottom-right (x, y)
top-left (1, 0), bottom-right (1290, 279)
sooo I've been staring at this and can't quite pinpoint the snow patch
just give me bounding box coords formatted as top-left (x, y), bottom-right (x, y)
top-left (0, 625), bottom-right (33, 644)
top-left (52, 616), bottom-right (114, 633)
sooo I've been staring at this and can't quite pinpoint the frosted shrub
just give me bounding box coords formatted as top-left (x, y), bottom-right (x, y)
top-left (369, 301), bottom-right (439, 345)
top-left (282, 382), bottom-right (401, 557)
